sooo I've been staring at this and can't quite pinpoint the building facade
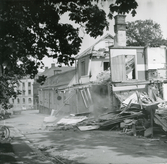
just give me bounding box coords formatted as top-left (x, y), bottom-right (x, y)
top-left (10, 76), bottom-right (34, 110)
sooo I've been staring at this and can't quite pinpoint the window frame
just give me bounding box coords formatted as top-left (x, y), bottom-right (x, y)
top-left (81, 60), bottom-right (86, 76)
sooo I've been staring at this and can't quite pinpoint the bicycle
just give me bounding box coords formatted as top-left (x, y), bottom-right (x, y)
top-left (0, 125), bottom-right (10, 142)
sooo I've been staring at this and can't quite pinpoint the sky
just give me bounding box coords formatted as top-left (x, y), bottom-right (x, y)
top-left (42, 0), bottom-right (167, 69)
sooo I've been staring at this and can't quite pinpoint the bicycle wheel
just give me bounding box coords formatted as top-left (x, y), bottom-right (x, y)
top-left (1, 126), bottom-right (10, 140)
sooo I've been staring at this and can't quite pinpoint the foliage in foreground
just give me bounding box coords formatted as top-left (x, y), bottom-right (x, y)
top-left (0, 0), bottom-right (138, 103)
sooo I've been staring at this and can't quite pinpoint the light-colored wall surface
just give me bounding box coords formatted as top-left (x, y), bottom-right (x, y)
top-left (90, 58), bottom-right (109, 82)
top-left (77, 36), bottom-right (113, 84)
top-left (146, 47), bottom-right (166, 70)
top-left (10, 77), bottom-right (34, 110)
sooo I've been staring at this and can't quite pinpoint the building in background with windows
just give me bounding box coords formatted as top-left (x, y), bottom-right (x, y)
top-left (10, 76), bottom-right (34, 110)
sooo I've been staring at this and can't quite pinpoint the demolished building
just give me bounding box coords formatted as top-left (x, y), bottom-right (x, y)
top-left (39, 15), bottom-right (167, 137)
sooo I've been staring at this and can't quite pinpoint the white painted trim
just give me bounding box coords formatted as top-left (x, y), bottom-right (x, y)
top-left (147, 64), bottom-right (165, 70)
top-left (137, 64), bottom-right (146, 71)
top-left (110, 49), bottom-right (137, 57)
top-left (113, 84), bottom-right (146, 91)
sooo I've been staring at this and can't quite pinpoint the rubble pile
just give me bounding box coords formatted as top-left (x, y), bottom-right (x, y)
top-left (154, 101), bottom-right (167, 132)
top-left (47, 91), bottom-right (167, 138)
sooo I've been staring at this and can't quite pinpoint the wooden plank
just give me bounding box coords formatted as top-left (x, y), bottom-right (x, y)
top-left (111, 55), bottom-right (126, 82)
top-left (112, 85), bottom-right (146, 92)
top-left (78, 125), bottom-right (100, 131)
top-left (154, 114), bottom-right (167, 132)
top-left (100, 112), bottom-right (143, 128)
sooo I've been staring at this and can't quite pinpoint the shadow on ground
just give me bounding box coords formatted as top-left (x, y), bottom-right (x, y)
top-left (25, 129), bottom-right (167, 163)
top-left (0, 139), bottom-right (53, 164)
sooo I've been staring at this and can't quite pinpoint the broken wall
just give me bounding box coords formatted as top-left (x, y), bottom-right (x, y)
top-left (91, 84), bottom-right (111, 116)
top-left (111, 83), bottom-right (148, 111)
top-left (110, 47), bottom-right (145, 82)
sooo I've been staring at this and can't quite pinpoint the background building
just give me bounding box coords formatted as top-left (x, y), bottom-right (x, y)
top-left (10, 76), bottom-right (34, 110)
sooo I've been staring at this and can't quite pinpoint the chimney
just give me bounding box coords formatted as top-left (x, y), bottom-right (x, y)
top-left (114, 15), bottom-right (126, 47)
top-left (51, 63), bottom-right (55, 68)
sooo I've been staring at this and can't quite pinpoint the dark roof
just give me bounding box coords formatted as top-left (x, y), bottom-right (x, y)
top-left (39, 66), bottom-right (75, 78)
top-left (75, 33), bottom-right (114, 59)
top-left (41, 68), bottom-right (76, 89)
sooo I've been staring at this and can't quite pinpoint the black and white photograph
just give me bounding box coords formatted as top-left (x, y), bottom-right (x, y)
top-left (0, 0), bottom-right (167, 163)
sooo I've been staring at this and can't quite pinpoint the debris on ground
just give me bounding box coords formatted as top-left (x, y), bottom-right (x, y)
top-left (57, 116), bottom-right (88, 126)
top-left (45, 90), bottom-right (167, 139)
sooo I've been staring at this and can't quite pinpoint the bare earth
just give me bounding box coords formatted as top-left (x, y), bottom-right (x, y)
top-left (3, 110), bottom-right (167, 164)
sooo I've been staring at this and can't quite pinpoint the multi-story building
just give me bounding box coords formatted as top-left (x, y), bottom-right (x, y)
top-left (10, 76), bottom-right (34, 110)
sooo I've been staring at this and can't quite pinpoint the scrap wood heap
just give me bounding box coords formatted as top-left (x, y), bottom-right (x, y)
top-left (154, 101), bottom-right (167, 132)
top-left (98, 90), bottom-right (167, 137)
top-left (77, 91), bottom-right (167, 137)
top-left (51, 89), bottom-right (167, 137)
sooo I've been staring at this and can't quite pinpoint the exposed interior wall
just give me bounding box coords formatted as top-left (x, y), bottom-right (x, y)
top-left (90, 58), bottom-right (109, 82)
top-left (136, 48), bottom-right (146, 80)
top-left (145, 47), bottom-right (167, 80)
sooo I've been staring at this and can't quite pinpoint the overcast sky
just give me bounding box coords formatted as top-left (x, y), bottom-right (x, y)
top-left (42, 0), bottom-right (167, 68)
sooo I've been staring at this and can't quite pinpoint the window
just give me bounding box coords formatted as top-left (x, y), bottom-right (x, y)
top-left (103, 62), bottom-right (110, 71)
top-left (17, 98), bottom-right (20, 104)
top-left (23, 98), bottom-right (25, 104)
top-left (28, 82), bottom-right (31, 87)
top-left (28, 98), bottom-right (32, 103)
top-left (22, 90), bottom-right (25, 95)
top-left (125, 55), bottom-right (136, 79)
top-left (28, 90), bottom-right (31, 95)
top-left (22, 82), bottom-right (25, 88)
top-left (81, 61), bottom-right (86, 76)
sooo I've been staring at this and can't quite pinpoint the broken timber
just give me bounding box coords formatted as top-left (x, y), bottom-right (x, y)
top-left (154, 114), bottom-right (167, 132)
top-left (99, 112), bottom-right (144, 129)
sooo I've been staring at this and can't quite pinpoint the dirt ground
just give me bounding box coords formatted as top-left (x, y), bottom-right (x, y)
top-left (4, 110), bottom-right (167, 164)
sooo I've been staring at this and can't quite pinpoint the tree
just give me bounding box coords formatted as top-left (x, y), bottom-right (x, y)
top-left (0, 0), bottom-right (138, 103)
top-left (126, 19), bottom-right (166, 47)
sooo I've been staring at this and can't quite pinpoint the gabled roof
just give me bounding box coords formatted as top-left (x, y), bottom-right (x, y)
top-left (75, 33), bottom-right (114, 59)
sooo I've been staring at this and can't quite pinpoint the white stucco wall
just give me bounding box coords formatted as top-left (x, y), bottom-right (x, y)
top-left (90, 59), bottom-right (105, 82)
